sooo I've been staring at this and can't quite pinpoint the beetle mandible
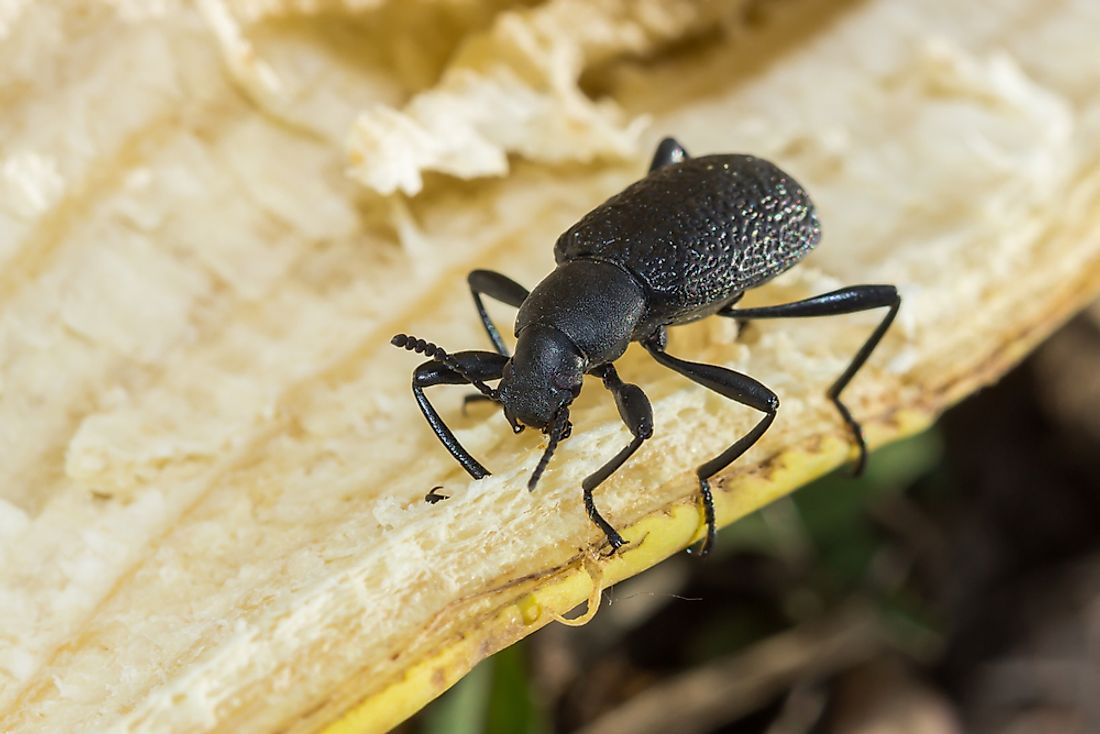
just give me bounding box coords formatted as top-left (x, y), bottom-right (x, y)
top-left (392, 137), bottom-right (900, 556)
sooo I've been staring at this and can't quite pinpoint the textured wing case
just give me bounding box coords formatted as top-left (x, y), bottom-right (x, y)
top-left (554, 155), bottom-right (821, 323)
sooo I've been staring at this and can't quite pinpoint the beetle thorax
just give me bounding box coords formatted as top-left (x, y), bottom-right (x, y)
top-left (514, 259), bottom-right (647, 367)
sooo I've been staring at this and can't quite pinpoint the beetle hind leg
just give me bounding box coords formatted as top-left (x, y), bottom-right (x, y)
top-left (718, 284), bottom-right (900, 475)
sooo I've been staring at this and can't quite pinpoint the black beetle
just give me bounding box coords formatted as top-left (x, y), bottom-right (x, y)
top-left (392, 137), bottom-right (900, 556)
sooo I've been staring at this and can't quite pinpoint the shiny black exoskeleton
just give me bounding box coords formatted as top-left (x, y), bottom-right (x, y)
top-left (392, 138), bottom-right (900, 556)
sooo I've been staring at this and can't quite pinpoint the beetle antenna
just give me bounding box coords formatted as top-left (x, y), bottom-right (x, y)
top-left (390, 334), bottom-right (498, 400)
top-left (528, 404), bottom-right (570, 492)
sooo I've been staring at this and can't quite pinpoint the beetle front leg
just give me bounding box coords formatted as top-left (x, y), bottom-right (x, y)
top-left (718, 285), bottom-right (900, 475)
top-left (582, 364), bottom-right (655, 551)
top-left (409, 349), bottom-right (509, 479)
top-left (643, 338), bottom-right (779, 557)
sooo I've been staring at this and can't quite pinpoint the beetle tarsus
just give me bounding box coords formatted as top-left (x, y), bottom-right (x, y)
top-left (585, 485), bottom-right (628, 552)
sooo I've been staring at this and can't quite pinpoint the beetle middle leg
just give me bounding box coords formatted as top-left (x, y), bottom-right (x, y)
top-left (462, 269), bottom-right (529, 413)
top-left (718, 285), bottom-right (900, 475)
top-left (643, 334), bottom-right (779, 557)
top-left (580, 364), bottom-right (655, 551)
top-left (467, 269), bottom-right (529, 356)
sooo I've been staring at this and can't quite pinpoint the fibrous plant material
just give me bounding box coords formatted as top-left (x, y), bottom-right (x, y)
top-left (1, 1), bottom-right (1099, 732)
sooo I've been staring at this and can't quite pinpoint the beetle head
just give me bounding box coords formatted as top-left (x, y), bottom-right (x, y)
top-left (498, 324), bottom-right (584, 433)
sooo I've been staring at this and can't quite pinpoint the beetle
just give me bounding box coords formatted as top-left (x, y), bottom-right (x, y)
top-left (391, 137), bottom-right (900, 556)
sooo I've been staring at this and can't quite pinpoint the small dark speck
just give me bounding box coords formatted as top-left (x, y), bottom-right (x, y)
top-left (425, 486), bottom-right (450, 504)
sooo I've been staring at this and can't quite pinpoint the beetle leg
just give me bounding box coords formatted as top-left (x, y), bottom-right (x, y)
top-left (580, 364), bottom-right (655, 551)
top-left (649, 137), bottom-right (690, 172)
top-left (411, 350), bottom-right (509, 480)
top-left (642, 340), bottom-right (779, 557)
top-left (718, 285), bottom-right (900, 475)
top-left (467, 269), bottom-right (530, 357)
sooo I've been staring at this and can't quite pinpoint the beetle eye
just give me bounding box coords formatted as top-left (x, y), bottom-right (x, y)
top-left (551, 372), bottom-right (580, 392)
